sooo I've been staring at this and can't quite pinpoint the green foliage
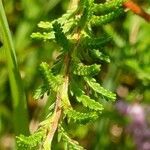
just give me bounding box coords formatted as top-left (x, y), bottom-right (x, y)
top-left (125, 59), bottom-right (150, 84)
top-left (30, 9), bottom-right (78, 41)
top-left (92, 0), bottom-right (125, 15)
top-left (91, 12), bottom-right (150, 150)
top-left (89, 49), bottom-right (110, 63)
top-left (16, 0), bottom-right (126, 149)
top-left (16, 131), bottom-right (45, 150)
top-left (90, 8), bottom-right (124, 26)
top-left (71, 80), bottom-right (103, 111)
top-left (0, 0), bottom-right (149, 150)
top-left (76, 94), bottom-right (103, 111)
top-left (72, 62), bottom-right (101, 76)
top-left (90, 0), bottom-right (125, 26)
top-left (33, 85), bottom-right (48, 100)
top-left (39, 62), bottom-right (63, 92)
top-left (82, 36), bottom-right (112, 49)
top-left (53, 21), bottom-right (70, 51)
top-left (64, 108), bottom-right (99, 124)
top-left (58, 125), bottom-right (85, 150)
top-left (84, 77), bottom-right (116, 101)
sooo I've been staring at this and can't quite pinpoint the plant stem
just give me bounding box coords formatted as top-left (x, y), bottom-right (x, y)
top-left (0, 1), bottom-right (29, 135)
top-left (43, 1), bottom-right (84, 148)
top-left (123, 0), bottom-right (150, 22)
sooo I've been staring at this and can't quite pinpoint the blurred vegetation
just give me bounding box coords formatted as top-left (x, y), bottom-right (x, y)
top-left (0, 0), bottom-right (149, 150)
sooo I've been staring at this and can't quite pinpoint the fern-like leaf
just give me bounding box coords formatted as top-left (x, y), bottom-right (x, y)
top-left (89, 49), bottom-right (110, 63)
top-left (39, 62), bottom-right (62, 92)
top-left (76, 94), bottom-right (103, 112)
top-left (90, 8), bottom-right (124, 26)
top-left (18, 0), bottom-right (127, 149)
top-left (33, 85), bottom-right (49, 100)
top-left (31, 32), bottom-right (55, 41)
top-left (53, 21), bottom-right (70, 51)
top-left (58, 125), bottom-right (85, 150)
top-left (93, 0), bottom-right (125, 15)
top-left (64, 108), bottom-right (99, 124)
top-left (71, 82), bottom-right (103, 111)
top-left (72, 62), bottom-right (101, 76)
top-left (84, 77), bottom-right (116, 101)
top-left (16, 131), bottom-right (45, 150)
top-left (38, 21), bottom-right (52, 29)
top-left (83, 36), bottom-right (111, 49)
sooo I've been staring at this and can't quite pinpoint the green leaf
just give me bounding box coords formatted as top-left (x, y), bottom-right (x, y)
top-left (71, 81), bottom-right (103, 111)
top-left (64, 108), bottom-right (99, 124)
top-left (90, 8), bottom-right (124, 26)
top-left (82, 36), bottom-right (111, 49)
top-left (77, 94), bottom-right (103, 111)
top-left (92, 0), bottom-right (125, 15)
top-left (31, 32), bottom-right (55, 41)
top-left (58, 125), bottom-right (85, 150)
top-left (89, 49), bottom-right (110, 63)
top-left (33, 85), bottom-right (49, 100)
top-left (53, 21), bottom-right (70, 51)
top-left (72, 62), bottom-right (101, 76)
top-left (38, 21), bottom-right (52, 29)
top-left (84, 77), bottom-right (116, 101)
top-left (16, 131), bottom-right (45, 150)
top-left (39, 62), bottom-right (63, 92)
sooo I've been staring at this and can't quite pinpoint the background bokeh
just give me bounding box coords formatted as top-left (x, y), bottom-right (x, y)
top-left (0, 0), bottom-right (150, 149)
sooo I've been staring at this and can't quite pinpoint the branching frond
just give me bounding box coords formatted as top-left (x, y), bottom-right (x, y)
top-left (17, 0), bottom-right (126, 149)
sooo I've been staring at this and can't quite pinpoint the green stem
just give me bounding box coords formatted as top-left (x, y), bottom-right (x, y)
top-left (0, 1), bottom-right (29, 135)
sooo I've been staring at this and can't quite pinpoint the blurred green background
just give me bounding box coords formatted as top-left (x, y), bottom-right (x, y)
top-left (0, 0), bottom-right (150, 149)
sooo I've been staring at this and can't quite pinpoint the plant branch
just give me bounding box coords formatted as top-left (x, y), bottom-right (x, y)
top-left (44, 76), bottom-right (69, 150)
top-left (44, 1), bottom-right (82, 145)
top-left (123, 0), bottom-right (150, 22)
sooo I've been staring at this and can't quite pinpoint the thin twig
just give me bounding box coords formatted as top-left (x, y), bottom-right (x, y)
top-left (123, 0), bottom-right (150, 22)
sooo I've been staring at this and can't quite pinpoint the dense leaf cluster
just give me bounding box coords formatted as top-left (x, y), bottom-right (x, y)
top-left (17, 0), bottom-right (125, 149)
